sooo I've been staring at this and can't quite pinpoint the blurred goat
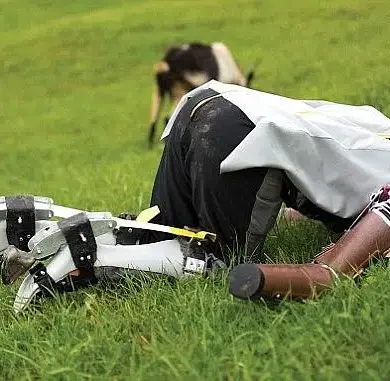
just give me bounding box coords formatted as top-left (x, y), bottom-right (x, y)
top-left (148, 42), bottom-right (256, 146)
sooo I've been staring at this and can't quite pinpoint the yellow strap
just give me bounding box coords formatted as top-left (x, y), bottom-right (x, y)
top-left (136, 206), bottom-right (216, 241)
top-left (136, 205), bottom-right (161, 223)
top-left (169, 227), bottom-right (217, 241)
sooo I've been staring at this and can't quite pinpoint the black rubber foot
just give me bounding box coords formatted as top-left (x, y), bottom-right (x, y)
top-left (229, 263), bottom-right (264, 299)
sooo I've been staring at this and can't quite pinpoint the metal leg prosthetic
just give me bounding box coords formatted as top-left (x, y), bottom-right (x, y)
top-left (230, 187), bottom-right (390, 301)
top-left (14, 240), bottom-right (184, 312)
top-left (0, 194), bottom-right (222, 313)
top-left (12, 211), bottom-right (222, 313)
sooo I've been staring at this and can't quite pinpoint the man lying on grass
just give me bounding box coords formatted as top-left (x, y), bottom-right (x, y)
top-left (3, 80), bottom-right (390, 312)
top-left (143, 80), bottom-right (390, 257)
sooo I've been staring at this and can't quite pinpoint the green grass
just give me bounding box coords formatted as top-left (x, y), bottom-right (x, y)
top-left (1, 0), bottom-right (390, 379)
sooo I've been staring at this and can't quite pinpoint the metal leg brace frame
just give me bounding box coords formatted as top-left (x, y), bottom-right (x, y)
top-left (0, 195), bottom-right (222, 313)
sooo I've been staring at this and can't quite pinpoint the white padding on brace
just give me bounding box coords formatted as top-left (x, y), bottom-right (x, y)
top-left (95, 241), bottom-right (184, 276)
top-left (14, 239), bottom-right (183, 313)
top-left (51, 205), bottom-right (84, 219)
top-left (51, 205), bottom-right (113, 220)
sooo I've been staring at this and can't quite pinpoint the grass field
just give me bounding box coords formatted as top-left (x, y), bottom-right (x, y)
top-left (1, 0), bottom-right (390, 379)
